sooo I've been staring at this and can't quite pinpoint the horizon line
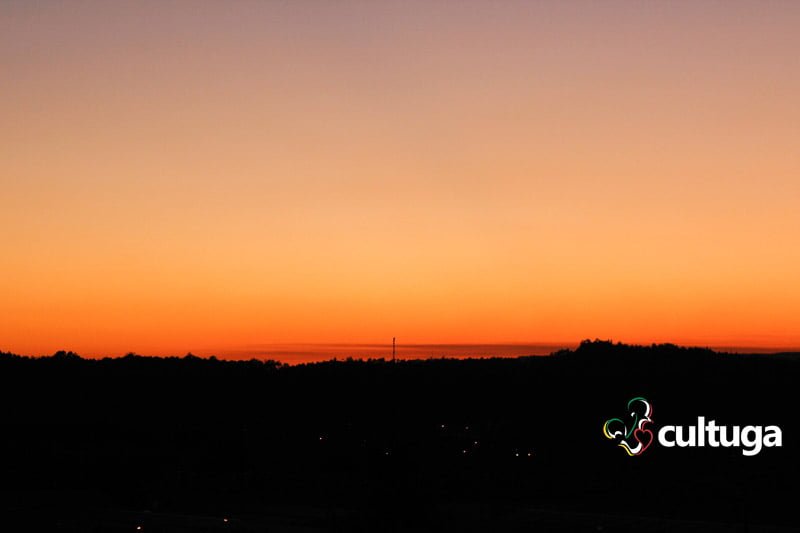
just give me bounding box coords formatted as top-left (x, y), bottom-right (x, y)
top-left (5, 340), bottom-right (800, 364)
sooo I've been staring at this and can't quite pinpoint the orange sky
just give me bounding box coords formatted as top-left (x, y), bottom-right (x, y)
top-left (2, 1), bottom-right (799, 359)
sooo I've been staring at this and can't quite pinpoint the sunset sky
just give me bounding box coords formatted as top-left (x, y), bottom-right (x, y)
top-left (2, 1), bottom-right (799, 360)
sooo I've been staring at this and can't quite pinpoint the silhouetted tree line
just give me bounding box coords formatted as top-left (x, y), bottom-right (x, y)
top-left (0, 341), bottom-right (798, 532)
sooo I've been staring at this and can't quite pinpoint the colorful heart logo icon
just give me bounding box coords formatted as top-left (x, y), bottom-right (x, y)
top-left (603, 397), bottom-right (653, 456)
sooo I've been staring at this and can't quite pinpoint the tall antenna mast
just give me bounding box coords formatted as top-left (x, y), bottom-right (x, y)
top-left (392, 337), bottom-right (396, 362)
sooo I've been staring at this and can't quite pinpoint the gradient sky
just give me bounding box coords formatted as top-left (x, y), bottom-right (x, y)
top-left (2, 1), bottom-right (799, 359)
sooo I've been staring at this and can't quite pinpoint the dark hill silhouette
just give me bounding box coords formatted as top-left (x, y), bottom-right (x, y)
top-left (0, 340), bottom-right (798, 532)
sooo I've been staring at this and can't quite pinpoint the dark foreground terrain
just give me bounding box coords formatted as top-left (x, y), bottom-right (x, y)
top-left (1, 340), bottom-right (798, 532)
